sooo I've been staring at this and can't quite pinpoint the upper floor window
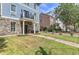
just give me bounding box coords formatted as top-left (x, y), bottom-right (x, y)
top-left (11, 4), bottom-right (16, 12)
top-left (24, 10), bottom-right (29, 18)
top-left (10, 4), bottom-right (16, 16)
top-left (34, 4), bottom-right (36, 9)
top-left (27, 3), bottom-right (29, 6)
top-left (23, 3), bottom-right (27, 5)
top-left (23, 3), bottom-right (30, 6)
top-left (34, 13), bottom-right (36, 20)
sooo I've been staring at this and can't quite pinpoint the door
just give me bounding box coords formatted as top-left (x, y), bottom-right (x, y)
top-left (25, 25), bottom-right (28, 34)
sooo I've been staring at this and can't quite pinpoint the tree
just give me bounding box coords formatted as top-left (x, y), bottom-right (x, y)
top-left (54, 3), bottom-right (79, 32)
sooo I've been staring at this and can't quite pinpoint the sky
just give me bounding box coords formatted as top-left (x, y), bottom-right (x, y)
top-left (39, 3), bottom-right (59, 13)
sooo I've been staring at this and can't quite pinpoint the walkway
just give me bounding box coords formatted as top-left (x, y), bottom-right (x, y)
top-left (28, 34), bottom-right (79, 48)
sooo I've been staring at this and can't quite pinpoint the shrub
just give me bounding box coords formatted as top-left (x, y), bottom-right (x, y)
top-left (43, 27), bottom-right (48, 31)
top-left (0, 38), bottom-right (7, 49)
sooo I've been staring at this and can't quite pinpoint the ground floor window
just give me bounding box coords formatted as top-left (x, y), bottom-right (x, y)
top-left (11, 22), bottom-right (16, 32)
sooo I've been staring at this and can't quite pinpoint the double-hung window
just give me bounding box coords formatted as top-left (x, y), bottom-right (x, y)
top-left (27, 3), bottom-right (29, 6)
top-left (24, 10), bottom-right (29, 18)
top-left (34, 4), bottom-right (36, 9)
top-left (11, 22), bottom-right (16, 32)
top-left (11, 4), bottom-right (16, 16)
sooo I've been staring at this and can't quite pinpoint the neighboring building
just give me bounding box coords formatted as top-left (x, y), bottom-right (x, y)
top-left (47, 10), bottom-right (66, 31)
top-left (40, 13), bottom-right (55, 30)
top-left (0, 3), bottom-right (40, 35)
top-left (56, 19), bottom-right (66, 31)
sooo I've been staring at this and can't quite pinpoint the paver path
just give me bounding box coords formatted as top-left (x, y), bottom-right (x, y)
top-left (28, 34), bottom-right (79, 48)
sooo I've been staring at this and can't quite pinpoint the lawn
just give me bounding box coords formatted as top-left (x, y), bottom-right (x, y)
top-left (0, 35), bottom-right (79, 55)
top-left (38, 32), bottom-right (79, 44)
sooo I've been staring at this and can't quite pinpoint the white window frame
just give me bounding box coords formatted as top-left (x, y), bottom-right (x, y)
top-left (34, 4), bottom-right (36, 9)
top-left (11, 22), bottom-right (16, 32)
top-left (10, 4), bottom-right (17, 16)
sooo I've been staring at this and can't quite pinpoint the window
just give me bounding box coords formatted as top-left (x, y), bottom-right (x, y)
top-left (27, 3), bottom-right (29, 6)
top-left (24, 10), bottom-right (29, 18)
top-left (11, 22), bottom-right (16, 32)
top-left (11, 4), bottom-right (16, 12)
top-left (11, 4), bottom-right (16, 16)
top-left (34, 4), bottom-right (36, 9)
top-left (30, 13), bottom-right (34, 19)
top-left (23, 3), bottom-right (27, 5)
top-left (23, 3), bottom-right (29, 6)
top-left (20, 9), bottom-right (23, 18)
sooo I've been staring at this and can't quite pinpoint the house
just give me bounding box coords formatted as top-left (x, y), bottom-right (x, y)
top-left (47, 10), bottom-right (66, 31)
top-left (40, 13), bottom-right (55, 31)
top-left (56, 19), bottom-right (66, 31)
top-left (0, 3), bottom-right (40, 35)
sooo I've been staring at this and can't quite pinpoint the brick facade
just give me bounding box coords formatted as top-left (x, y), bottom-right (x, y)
top-left (40, 13), bottom-right (55, 30)
top-left (40, 14), bottom-right (50, 29)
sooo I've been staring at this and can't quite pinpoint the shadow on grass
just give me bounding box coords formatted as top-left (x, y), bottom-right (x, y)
top-left (0, 37), bottom-right (7, 49)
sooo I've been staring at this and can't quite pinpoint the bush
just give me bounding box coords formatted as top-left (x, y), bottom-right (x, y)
top-left (43, 25), bottom-right (56, 32)
top-left (36, 31), bottom-right (39, 33)
top-left (0, 38), bottom-right (7, 49)
top-left (31, 30), bottom-right (39, 33)
top-left (43, 27), bottom-right (48, 31)
top-left (69, 31), bottom-right (74, 36)
top-left (43, 24), bottom-right (62, 33)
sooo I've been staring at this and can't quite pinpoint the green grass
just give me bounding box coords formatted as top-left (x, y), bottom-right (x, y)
top-left (38, 32), bottom-right (79, 44)
top-left (0, 35), bottom-right (79, 55)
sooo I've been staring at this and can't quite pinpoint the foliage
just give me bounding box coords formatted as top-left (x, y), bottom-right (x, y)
top-left (43, 24), bottom-right (62, 33)
top-left (43, 27), bottom-right (48, 31)
top-left (0, 38), bottom-right (7, 49)
top-left (54, 3), bottom-right (79, 32)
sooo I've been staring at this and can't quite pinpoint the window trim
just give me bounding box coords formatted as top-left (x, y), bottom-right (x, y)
top-left (26, 3), bottom-right (29, 6)
top-left (10, 4), bottom-right (17, 16)
top-left (23, 10), bottom-right (29, 18)
top-left (34, 4), bottom-right (36, 9)
top-left (11, 22), bottom-right (16, 32)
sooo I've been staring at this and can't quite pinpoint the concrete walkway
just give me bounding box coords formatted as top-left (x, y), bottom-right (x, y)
top-left (28, 34), bottom-right (79, 48)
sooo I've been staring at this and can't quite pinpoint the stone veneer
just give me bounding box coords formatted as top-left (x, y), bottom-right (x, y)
top-left (0, 18), bottom-right (21, 35)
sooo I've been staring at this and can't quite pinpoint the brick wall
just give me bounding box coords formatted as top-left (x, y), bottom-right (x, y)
top-left (40, 14), bottom-right (50, 28)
